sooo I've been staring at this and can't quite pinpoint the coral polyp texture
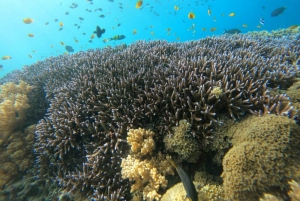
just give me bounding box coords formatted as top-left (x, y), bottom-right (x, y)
top-left (221, 115), bottom-right (300, 201)
top-left (0, 32), bottom-right (299, 200)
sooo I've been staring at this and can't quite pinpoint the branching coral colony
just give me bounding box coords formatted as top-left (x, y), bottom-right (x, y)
top-left (0, 31), bottom-right (299, 200)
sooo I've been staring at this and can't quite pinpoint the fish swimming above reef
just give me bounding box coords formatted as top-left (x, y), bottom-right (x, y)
top-left (0, 64), bottom-right (3, 70)
top-left (23, 18), bottom-right (34, 24)
top-left (94, 26), bottom-right (105, 38)
top-left (271, 6), bottom-right (286, 17)
top-left (65, 45), bottom-right (74, 53)
top-left (2, 56), bottom-right (12, 60)
top-left (224, 29), bottom-right (241, 34)
top-left (168, 159), bottom-right (198, 201)
top-left (102, 35), bottom-right (126, 43)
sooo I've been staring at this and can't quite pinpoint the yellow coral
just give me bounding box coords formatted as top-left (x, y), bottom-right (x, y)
top-left (288, 180), bottom-right (300, 201)
top-left (164, 120), bottom-right (200, 163)
top-left (211, 87), bottom-right (223, 99)
top-left (221, 115), bottom-right (300, 201)
top-left (127, 128), bottom-right (155, 157)
top-left (121, 153), bottom-right (173, 201)
top-left (0, 81), bottom-right (32, 146)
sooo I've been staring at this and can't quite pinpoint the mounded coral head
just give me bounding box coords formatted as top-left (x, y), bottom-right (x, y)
top-left (164, 119), bottom-right (200, 163)
top-left (221, 115), bottom-right (300, 201)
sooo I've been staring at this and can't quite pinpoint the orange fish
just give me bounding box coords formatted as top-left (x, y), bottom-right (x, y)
top-left (28, 33), bottom-right (34, 37)
top-left (59, 22), bottom-right (64, 26)
top-left (23, 18), bottom-right (34, 24)
top-left (210, 27), bottom-right (217, 32)
top-left (188, 12), bottom-right (196, 19)
top-left (135, 0), bottom-right (143, 9)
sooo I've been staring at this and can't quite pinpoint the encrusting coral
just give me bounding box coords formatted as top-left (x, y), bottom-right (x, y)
top-left (121, 128), bottom-right (174, 201)
top-left (221, 115), bottom-right (300, 201)
top-left (164, 119), bottom-right (200, 163)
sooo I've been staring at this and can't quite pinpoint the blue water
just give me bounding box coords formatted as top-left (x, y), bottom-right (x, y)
top-left (0, 0), bottom-right (299, 78)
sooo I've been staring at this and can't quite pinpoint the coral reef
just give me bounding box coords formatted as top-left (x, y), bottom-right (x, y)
top-left (221, 115), bottom-right (300, 201)
top-left (286, 80), bottom-right (300, 102)
top-left (0, 124), bottom-right (35, 190)
top-left (0, 32), bottom-right (299, 200)
top-left (161, 182), bottom-right (225, 201)
top-left (127, 128), bottom-right (155, 157)
top-left (121, 128), bottom-right (173, 200)
top-left (0, 80), bottom-right (32, 146)
top-left (164, 119), bottom-right (200, 163)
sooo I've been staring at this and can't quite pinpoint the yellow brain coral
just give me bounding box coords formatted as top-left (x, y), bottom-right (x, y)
top-left (221, 115), bottom-right (300, 201)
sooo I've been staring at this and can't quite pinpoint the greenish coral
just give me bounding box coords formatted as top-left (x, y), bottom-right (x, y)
top-left (221, 115), bottom-right (300, 201)
top-left (164, 120), bottom-right (200, 163)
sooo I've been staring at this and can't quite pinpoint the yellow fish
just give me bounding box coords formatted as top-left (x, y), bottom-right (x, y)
top-left (60, 41), bottom-right (65, 46)
top-left (132, 29), bottom-right (137, 34)
top-left (28, 33), bottom-right (34, 37)
top-left (242, 24), bottom-right (248, 28)
top-left (208, 8), bottom-right (211, 16)
top-left (174, 5), bottom-right (179, 10)
top-left (135, 0), bottom-right (142, 9)
top-left (188, 12), bottom-right (196, 19)
top-left (2, 56), bottom-right (12, 60)
top-left (59, 22), bottom-right (64, 27)
top-left (210, 27), bottom-right (217, 32)
top-left (288, 25), bottom-right (299, 30)
top-left (257, 25), bottom-right (262, 28)
top-left (201, 27), bottom-right (206, 31)
top-left (90, 34), bottom-right (95, 39)
top-left (228, 12), bottom-right (235, 17)
top-left (23, 18), bottom-right (34, 24)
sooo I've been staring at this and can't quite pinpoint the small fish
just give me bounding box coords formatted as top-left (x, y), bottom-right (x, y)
top-left (208, 7), bottom-right (211, 16)
top-left (271, 6), bottom-right (286, 17)
top-left (23, 18), bottom-right (34, 24)
top-left (74, 38), bottom-right (79, 42)
top-left (59, 22), bottom-right (64, 26)
top-left (28, 54), bottom-right (32, 58)
top-left (262, 6), bottom-right (266, 9)
top-left (99, 14), bottom-right (105, 18)
top-left (54, 19), bottom-right (58, 22)
top-left (117, 23), bottom-right (121, 27)
top-left (111, 35), bottom-right (125, 40)
top-left (59, 27), bottom-right (63, 31)
top-left (79, 17), bottom-right (84, 20)
top-left (60, 41), bottom-right (65, 45)
top-left (168, 159), bottom-right (198, 201)
top-left (176, 37), bottom-right (180, 40)
top-left (28, 33), bottom-right (34, 37)
top-left (0, 64), bottom-right (3, 69)
top-left (2, 56), bottom-right (12, 60)
top-left (242, 24), bottom-right (248, 28)
top-left (201, 27), bottom-right (206, 31)
top-left (65, 12), bottom-right (69, 15)
top-left (132, 29), bottom-right (137, 34)
top-left (224, 28), bottom-right (241, 34)
top-left (102, 38), bottom-right (110, 43)
top-left (228, 12), bottom-right (235, 17)
top-left (65, 45), bottom-right (74, 53)
top-left (188, 12), bottom-right (196, 19)
top-left (257, 25), bottom-right (262, 28)
top-left (260, 18), bottom-right (265, 25)
top-left (174, 5), bottom-right (179, 10)
top-left (45, 22), bottom-right (49, 25)
top-left (88, 40), bottom-right (92, 43)
top-left (94, 25), bottom-right (105, 38)
top-left (90, 34), bottom-right (95, 39)
top-left (135, 0), bottom-right (143, 9)
top-left (210, 27), bottom-right (217, 32)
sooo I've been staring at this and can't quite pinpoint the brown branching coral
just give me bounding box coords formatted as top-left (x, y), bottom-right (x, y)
top-left (0, 32), bottom-right (298, 200)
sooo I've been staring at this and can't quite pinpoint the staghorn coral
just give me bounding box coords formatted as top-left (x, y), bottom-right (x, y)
top-left (0, 31), bottom-right (298, 199)
top-left (221, 115), bottom-right (300, 201)
top-left (0, 124), bottom-right (35, 190)
top-left (164, 119), bottom-right (200, 163)
top-left (0, 80), bottom-right (32, 146)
